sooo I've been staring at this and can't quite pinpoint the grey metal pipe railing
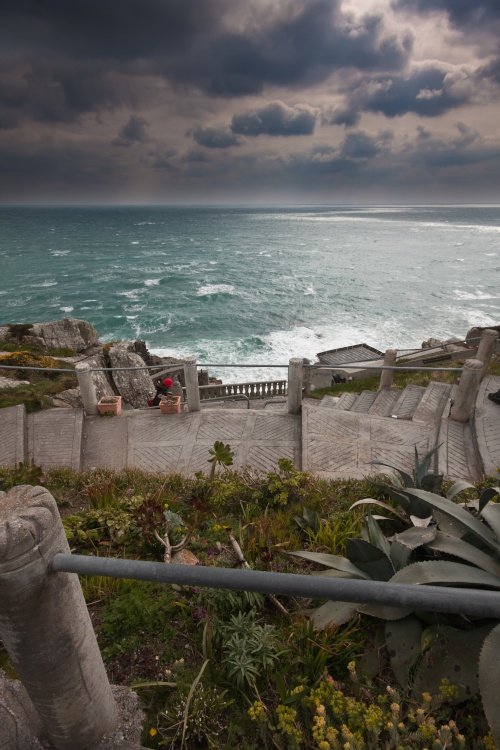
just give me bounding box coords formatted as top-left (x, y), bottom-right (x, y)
top-left (51, 554), bottom-right (500, 618)
top-left (0, 363), bottom-right (464, 373)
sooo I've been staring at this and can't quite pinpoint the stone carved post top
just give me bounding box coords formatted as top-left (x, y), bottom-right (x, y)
top-left (289, 357), bottom-right (304, 366)
top-left (481, 329), bottom-right (499, 340)
top-left (463, 358), bottom-right (484, 371)
top-left (0, 485), bottom-right (61, 570)
top-left (184, 356), bottom-right (197, 365)
top-left (75, 362), bottom-right (91, 371)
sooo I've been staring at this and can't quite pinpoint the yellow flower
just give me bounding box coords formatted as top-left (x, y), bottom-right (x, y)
top-left (149, 727), bottom-right (158, 737)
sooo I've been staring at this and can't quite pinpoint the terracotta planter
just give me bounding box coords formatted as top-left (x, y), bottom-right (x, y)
top-left (159, 395), bottom-right (182, 414)
top-left (97, 395), bottom-right (122, 416)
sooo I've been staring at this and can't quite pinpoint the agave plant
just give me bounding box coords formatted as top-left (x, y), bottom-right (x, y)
top-left (288, 463), bottom-right (500, 743)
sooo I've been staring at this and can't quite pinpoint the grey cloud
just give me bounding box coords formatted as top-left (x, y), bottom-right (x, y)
top-left (331, 63), bottom-right (477, 125)
top-left (340, 131), bottom-right (380, 159)
top-left (393, 0), bottom-right (500, 29)
top-left (190, 126), bottom-right (240, 149)
top-left (113, 115), bottom-right (150, 147)
top-left (231, 102), bottom-right (316, 137)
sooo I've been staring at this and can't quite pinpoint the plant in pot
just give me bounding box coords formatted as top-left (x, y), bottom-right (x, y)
top-left (97, 395), bottom-right (122, 416)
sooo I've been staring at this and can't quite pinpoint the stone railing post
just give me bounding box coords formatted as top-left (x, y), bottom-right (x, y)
top-left (184, 357), bottom-right (200, 412)
top-left (450, 358), bottom-right (483, 423)
top-left (287, 358), bottom-right (303, 414)
top-left (0, 485), bottom-right (118, 750)
top-left (75, 362), bottom-right (98, 415)
top-left (302, 358), bottom-right (312, 396)
top-left (476, 329), bottom-right (498, 380)
top-left (379, 349), bottom-right (397, 390)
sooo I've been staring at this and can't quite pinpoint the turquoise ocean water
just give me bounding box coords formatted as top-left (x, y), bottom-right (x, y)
top-left (0, 205), bottom-right (499, 381)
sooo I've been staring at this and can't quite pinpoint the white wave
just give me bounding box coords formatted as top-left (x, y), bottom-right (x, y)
top-left (31, 280), bottom-right (58, 288)
top-left (50, 250), bottom-right (70, 256)
top-left (60, 306), bottom-right (74, 313)
top-left (131, 241), bottom-right (140, 245)
top-left (0, 290), bottom-right (6, 296)
top-left (304, 285), bottom-right (316, 296)
top-left (485, 252), bottom-right (498, 256)
top-left (196, 284), bottom-right (236, 296)
top-left (117, 289), bottom-right (143, 300)
top-left (453, 289), bottom-right (497, 300)
top-left (144, 279), bottom-right (160, 287)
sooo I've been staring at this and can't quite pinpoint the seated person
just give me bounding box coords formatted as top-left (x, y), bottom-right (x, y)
top-left (147, 377), bottom-right (173, 407)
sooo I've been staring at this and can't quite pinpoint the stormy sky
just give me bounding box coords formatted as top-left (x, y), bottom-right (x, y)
top-left (1, 0), bottom-right (500, 204)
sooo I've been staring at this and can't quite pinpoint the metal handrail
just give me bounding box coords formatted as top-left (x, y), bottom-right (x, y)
top-left (200, 394), bottom-right (250, 409)
top-left (51, 553), bottom-right (500, 619)
top-left (0, 363), bottom-right (465, 373)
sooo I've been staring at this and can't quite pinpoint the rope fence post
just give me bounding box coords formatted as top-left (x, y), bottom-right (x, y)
top-left (0, 485), bottom-right (118, 750)
top-left (378, 349), bottom-right (397, 390)
top-left (184, 357), bottom-right (201, 412)
top-left (476, 329), bottom-right (499, 380)
top-left (287, 357), bottom-right (303, 414)
top-left (450, 358), bottom-right (483, 423)
top-left (75, 362), bottom-right (98, 415)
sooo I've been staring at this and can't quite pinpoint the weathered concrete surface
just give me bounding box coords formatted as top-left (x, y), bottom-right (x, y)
top-left (27, 409), bottom-right (83, 469)
top-left (0, 404), bottom-right (26, 466)
top-left (0, 485), bottom-right (118, 750)
top-left (82, 409), bottom-right (301, 475)
top-left (302, 405), bottom-right (431, 480)
top-left (475, 375), bottom-right (500, 478)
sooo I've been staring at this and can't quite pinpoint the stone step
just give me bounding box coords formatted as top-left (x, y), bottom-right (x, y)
top-left (474, 374), bottom-right (500, 479)
top-left (350, 390), bottom-right (378, 413)
top-left (412, 381), bottom-right (452, 426)
top-left (391, 384), bottom-right (427, 420)
top-left (0, 405), bottom-right (27, 467)
top-left (437, 417), bottom-right (481, 482)
top-left (27, 409), bottom-right (83, 470)
top-left (335, 392), bottom-right (358, 411)
top-left (368, 389), bottom-right (401, 417)
top-left (319, 395), bottom-right (340, 408)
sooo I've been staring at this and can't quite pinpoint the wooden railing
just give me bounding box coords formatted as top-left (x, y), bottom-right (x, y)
top-left (198, 380), bottom-right (287, 401)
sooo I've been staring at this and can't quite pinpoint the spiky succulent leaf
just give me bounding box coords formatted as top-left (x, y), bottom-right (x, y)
top-left (390, 560), bottom-right (500, 589)
top-left (349, 498), bottom-right (407, 522)
top-left (425, 532), bottom-right (500, 577)
top-left (311, 600), bottom-right (357, 629)
top-left (420, 473), bottom-right (444, 493)
top-left (404, 488), bottom-right (499, 552)
top-left (390, 526), bottom-right (437, 571)
top-left (365, 513), bottom-right (393, 560)
top-left (410, 514), bottom-right (433, 527)
top-left (446, 480), bottom-right (475, 500)
top-left (480, 503), bottom-right (500, 541)
top-left (385, 616), bottom-right (423, 688)
top-left (412, 623), bottom-right (494, 703)
top-left (479, 487), bottom-right (500, 513)
top-left (478, 622), bottom-right (500, 747)
top-left (370, 459), bottom-right (414, 488)
top-left (287, 550), bottom-right (370, 579)
top-left (356, 603), bottom-right (412, 620)
top-left (346, 538), bottom-right (395, 581)
top-left (414, 444), bottom-right (441, 487)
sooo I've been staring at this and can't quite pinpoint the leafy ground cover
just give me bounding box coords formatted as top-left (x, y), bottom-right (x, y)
top-left (0, 349), bottom-right (76, 411)
top-left (1, 459), bottom-right (499, 749)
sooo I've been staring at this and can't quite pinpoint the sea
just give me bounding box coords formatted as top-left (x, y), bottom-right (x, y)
top-left (0, 204), bottom-right (499, 382)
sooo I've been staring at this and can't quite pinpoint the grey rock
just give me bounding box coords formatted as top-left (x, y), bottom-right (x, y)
top-left (85, 353), bottom-right (116, 400)
top-left (108, 346), bottom-right (154, 408)
top-left (0, 318), bottom-right (99, 352)
top-left (0, 375), bottom-right (30, 388)
top-left (0, 669), bottom-right (44, 750)
top-left (51, 387), bottom-right (83, 408)
top-left (88, 685), bottom-right (146, 750)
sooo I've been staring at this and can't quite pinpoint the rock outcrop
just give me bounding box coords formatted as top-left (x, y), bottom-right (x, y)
top-left (108, 345), bottom-right (155, 408)
top-left (0, 318), bottom-right (99, 353)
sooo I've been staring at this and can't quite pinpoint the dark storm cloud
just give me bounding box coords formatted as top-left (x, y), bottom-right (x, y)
top-left (189, 126), bottom-right (240, 149)
top-left (231, 102), bottom-right (316, 137)
top-left (393, 0), bottom-right (500, 29)
top-left (112, 115), bottom-right (149, 147)
top-left (330, 63), bottom-right (476, 126)
top-left (0, 0), bottom-right (413, 127)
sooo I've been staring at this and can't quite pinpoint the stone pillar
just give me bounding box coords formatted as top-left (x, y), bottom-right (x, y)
top-left (302, 358), bottom-right (311, 396)
top-left (450, 358), bottom-right (483, 423)
top-left (476, 329), bottom-right (498, 380)
top-left (378, 349), bottom-right (397, 390)
top-left (75, 362), bottom-right (98, 415)
top-left (287, 358), bottom-right (303, 414)
top-left (0, 485), bottom-right (118, 750)
top-left (184, 357), bottom-right (200, 412)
